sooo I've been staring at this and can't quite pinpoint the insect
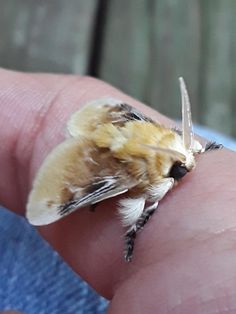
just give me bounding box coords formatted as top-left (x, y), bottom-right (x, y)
top-left (26, 78), bottom-right (222, 262)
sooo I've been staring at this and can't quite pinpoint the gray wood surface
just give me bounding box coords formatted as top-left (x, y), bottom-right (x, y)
top-left (99, 0), bottom-right (150, 100)
top-left (100, 0), bottom-right (201, 120)
top-left (100, 0), bottom-right (236, 137)
top-left (0, 0), bottom-right (235, 137)
top-left (0, 0), bottom-right (97, 74)
top-left (199, 0), bottom-right (236, 135)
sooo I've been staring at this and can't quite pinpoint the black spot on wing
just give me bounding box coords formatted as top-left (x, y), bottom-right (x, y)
top-left (58, 176), bottom-right (125, 216)
top-left (86, 180), bottom-right (107, 194)
top-left (119, 103), bottom-right (154, 123)
top-left (58, 198), bottom-right (80, 216)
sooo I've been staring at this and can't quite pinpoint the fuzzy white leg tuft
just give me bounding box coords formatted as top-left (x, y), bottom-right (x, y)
top-left (148, 178), bottom-right (174, 203)
top-left (118, 197), bottom-right (146, 227)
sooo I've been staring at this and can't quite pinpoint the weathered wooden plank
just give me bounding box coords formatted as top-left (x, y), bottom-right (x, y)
top-left (146, 0), bottom-right (201, 121)
top-left (231, 4), bottom-right (236, 138)
top-left (199, 0), bottom-right (236, 136)
top-left (99, 0), bottom-right (150, 100)
top-left (0, 0), bottom-right (235, 137)
top-left (99, 0), bottom-right (201, 122)
top-left (0, 0), bottom-right (97, 74)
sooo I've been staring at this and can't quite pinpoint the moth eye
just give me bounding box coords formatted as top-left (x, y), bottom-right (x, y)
top-left (169, 162), bottom-right (188, 180)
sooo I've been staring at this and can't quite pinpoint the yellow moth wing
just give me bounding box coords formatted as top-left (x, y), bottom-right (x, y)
top-left (67, 97), bottom-right (122, 138)
top-left (26, 136), bottom-right (135, 226)
top-left (26, 138), bottom-right (93, 225)
top-left (66, 97), bottom-right (157, 139)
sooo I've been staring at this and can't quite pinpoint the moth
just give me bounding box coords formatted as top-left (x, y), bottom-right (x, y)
top-left (26, 78), bottom-right (222, 261)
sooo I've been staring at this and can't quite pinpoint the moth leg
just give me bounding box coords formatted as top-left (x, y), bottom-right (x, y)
top-left (204, 141), bottom-right (223, 152)
top-left (124, 201), bottom-right (159, 262)
top-left (124, 178), bottom-right (174, 262)
top-left (136, 201), bottom-right (159, 231)
top-left (118, 197), bottom-right (146, 262)
top-left (124, 226), bottom-right (138, 262)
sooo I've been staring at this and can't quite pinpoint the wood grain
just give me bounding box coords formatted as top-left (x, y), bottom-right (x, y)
top-left (199, 0), bottom-right (236, 135)
top-left (99, 0), bottom-right (150, 100)
top-left (99, 0), bottom-right (236, 137)
top-left (0, 0), bottom-right (235, 136)
top-left (99, 0), bottom-right (201, 122)
top-left (0, 0), bottom-right (97, 74)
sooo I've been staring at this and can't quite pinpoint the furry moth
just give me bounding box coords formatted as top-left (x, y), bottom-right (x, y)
top-left (26, 78), bottom-right (222, 261)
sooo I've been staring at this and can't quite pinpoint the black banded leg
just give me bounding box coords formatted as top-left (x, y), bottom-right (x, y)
top-left (204, 141), bottom-right (223, 152)
top-left (136, 203), bottom-right (158, 230)
top-left (124, 202), bottom-right (159, 262)
top-left (124, 227), bottom-right (137, 262)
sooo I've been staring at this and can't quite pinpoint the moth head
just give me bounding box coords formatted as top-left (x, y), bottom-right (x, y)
top-left (142, 144), bottom-right (192, 181)
top-left (169, 161), bottom-right (188, 181)
top-left (161, 148), bottom-right (191, 180)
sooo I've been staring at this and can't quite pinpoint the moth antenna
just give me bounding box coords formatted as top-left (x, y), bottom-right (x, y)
top-left (141, 144), bottom-right (186, 162)
top-left (179, 77), bottom-right (194, 150)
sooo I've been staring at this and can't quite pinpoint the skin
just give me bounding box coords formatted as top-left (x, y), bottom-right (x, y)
top-left (1, 68), bottom-right (236, 313)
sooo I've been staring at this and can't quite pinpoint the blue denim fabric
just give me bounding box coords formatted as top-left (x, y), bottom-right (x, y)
top-left (0, 126), bottom-right (235, 314)
top-left (0, 207), bottom-right (108, 313)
